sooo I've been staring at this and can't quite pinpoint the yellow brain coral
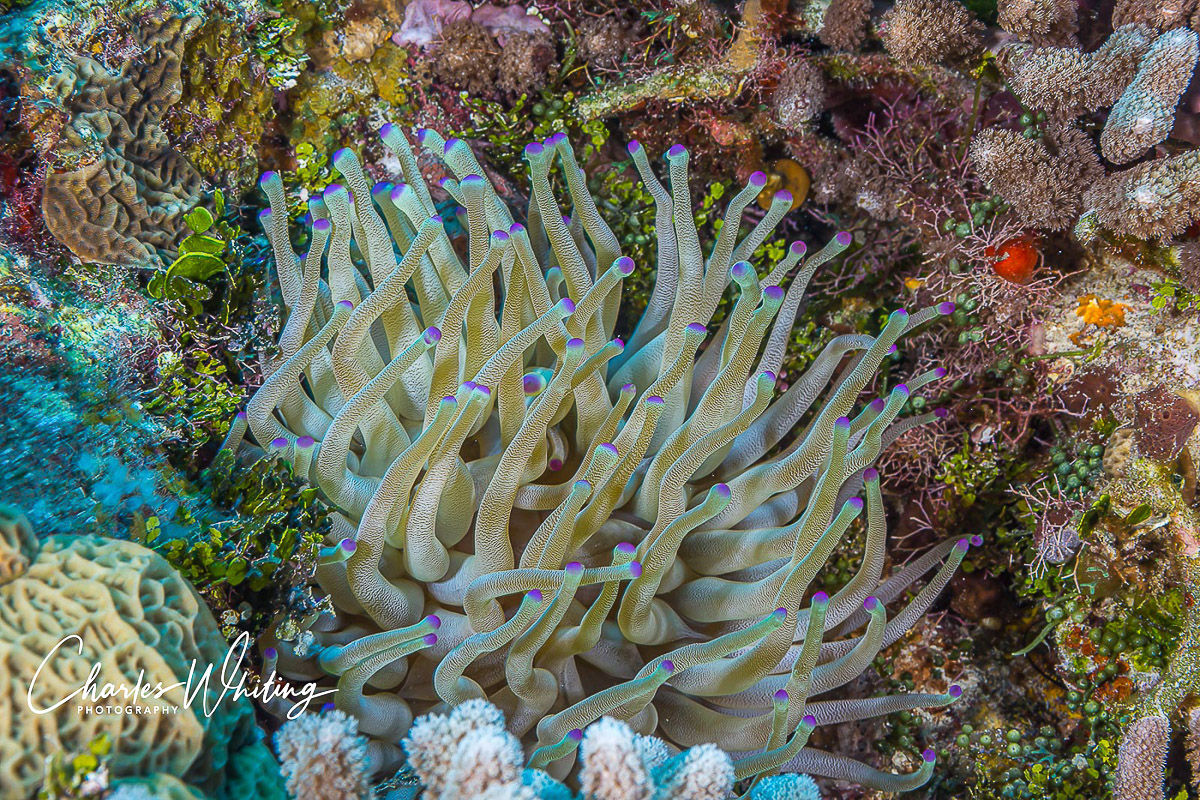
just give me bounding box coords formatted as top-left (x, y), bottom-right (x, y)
top-left (0, 507), bottom-right (281, 799)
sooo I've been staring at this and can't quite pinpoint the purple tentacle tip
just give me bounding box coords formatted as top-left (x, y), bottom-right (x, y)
top-left (491, 230), bottom-right (509, 242)
top-left (622, 383), bottom-right (636, 393)
top-left (686, 322), bottom-right (708, 334)
top-left (949, 685), bottom-right (963, 698)
top-left (567, 337), bottom-right (585, 349)
top-left (887, 344), bottom-right (898, 354)
top-left (258, 208), bottom-right (272, 220)
top-left (934, 408), bottom-right (950, 418)
top-left (313, 218), bottom-right (331, 232)
top-left (955, 538), bottom-right (970, 551)
top-left (714, 483), bottom-right (731, 498)
top-left (574, 480), bottom-right (592, 491)
top-left (463, 381), bottom-right (478, 391)
top-left (569, 729), bottom-right (583, 741)
top-left (379, 122), bottom-right (394, 136)
top-left (774, 189), bottom-right (793, 203)
top-left (617, 541), bottom-right (636, 553)
top-left (236, 411), bottom-right (248, 421)
top-left (761, 371), bottom-right (776, 382)
top-left (474, 385), bottom-right (492, 397)
top-left (600, 442), bottom-right (620, 455)
top-left (333, 147), bottom-right (354, 162)
top-left (323, 702), bottom-right (336, 712)
top-left (864, 596), bottom-right (879, 611)
top-left (836, 231), bottom-right (853, 246)
top-left (764, 285), bottom-right (784, 300)
top-left (627, 140), bottom-right (642, 153)
top-left (895, 383), bottom-right (910, 395)
top-left (615, 256), bottom-right (635, 275)
top-left (935, 367), bottom-right (948, 378)
top-left (324, 183), bottom-right (344, 197)
top-left (462, 174), bottom-right (483, 184)
top-left (443, 138), bottom-right (463, 152)
top-left (549, 459), bottom-right (564, 471)
top-left (774, 689), bottom-right (790, 701)
top-left (660, 660), bottom-right (675, 673)
top-left (613, 338), bottom-right (625, 349)
top-left (523, 374), bottom-right (543, 393)
top-left (938, 301), bottom-right (956, 314)
top-left (864, 467), bottom-right (880, 482)
top-left (426, 615), bottom-right (442, 629)
top-left (264, 647), bottom-right (278, 659)
top-left (667, 144), bottom-right (687, 158)
top-left (774, 607), bottom-right (788, 618)
top-left (528, 590), bottom-right (543, 602)
top-left (423, 633), bottom-right (438, 645)
top-left (415, 128), bottom-right (430, 141)
top-left (731, 261), bottom-right (752, 278)
top-left (296, 436), bottom-right (315, 448)
top-left (425, 327), bottom-right (442, 344)
top-left (970, 534), bottom-right (984, 547)
top-left (566, 561), bottom-right (584, 574)
top-left (560, 298), bottom-right (576, 313)
top-left (646, 396), bottom-right (665, 405)
top-left (509, 222), bottom-right (526, 234)
top-left (430, 214), bottom-right (443, 224)
top-left (803, 715), bottom-right (817, 727)
top-left (525, 142), bottom-right (544, 157)
top-left (628, 561), bottom-right (643, 578)
top-left (442, 396), bottom-right (456, 404)
top-left (791, 240), bottom-right (807, 255)
top-left (260, 171), bottom-right (279, 184)
top-left (835, 416), bottom-right (852, 428)
top-left (749, 171), bottom-right (767, 187)
top-left (847, 497), bottom-right (865, 510)
top-left (547, 132), bottom-right (567, 145)
top-left (813, 591), bottom-right (829, 604)
top-left (270, 437), bottom-right (289, 448)
top-left (923, 749), bottom-right (937, 763)
top-left (337, 300), bottom-right (355, 310)
top-left (870, 398), bottom-right (886, 412)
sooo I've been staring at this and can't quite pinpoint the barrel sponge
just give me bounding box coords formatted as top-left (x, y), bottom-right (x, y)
top-left (0, 528), bottom-right (283, 799)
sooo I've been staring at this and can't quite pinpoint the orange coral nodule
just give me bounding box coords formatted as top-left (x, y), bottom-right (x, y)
top-left (991, 237), bottom-right (1040, 283)
top-left (1075, 293), bottom-right (1128, 328)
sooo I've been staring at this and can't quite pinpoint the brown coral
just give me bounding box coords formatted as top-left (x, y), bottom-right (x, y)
top-left (1114, 715), bottom-right (1169, 800)
top-left (879, 0), bottom-right (984, 67)
top-left (1113, 0), bottom-right (1198, 33)
top-left (40, 14), bottom-right (203, 266)
top-left (1084, 148), bottom-right (1200, 240)
top-left (495, 31), bottom-right (557, 99)
top-left (1133, 385), bottom-right (1199, 461)
top-left (997, 0), bottom-right (1078, 46)
top-left (770, 59), bottom-right (827, 131)
top-left (576, 16), bottom-right (646, 70)
top-left (431, 19), bottom-right (501, 96)
top-left (0, 504), bottom-right (36, 585)
top-left (819, 0), bottom-right (873, 50)
top-left (1009, 24), bottom-right (1156, 118)
top-left (1101, 27), bottom-right (1200, 164)
top-left (969, 123), bottom-right (1103, 230)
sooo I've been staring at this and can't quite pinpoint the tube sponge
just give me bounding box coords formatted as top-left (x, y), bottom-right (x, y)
top-left (240, 126), bottom-right (965, 791)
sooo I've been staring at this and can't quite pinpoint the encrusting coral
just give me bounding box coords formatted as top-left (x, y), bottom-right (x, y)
top-left (232, 126), bottom-right (970, 791)
top-left (0, 505), bottom-right (284, 799)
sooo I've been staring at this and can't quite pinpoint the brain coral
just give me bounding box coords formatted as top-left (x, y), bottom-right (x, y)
top-left (0, 505), bottom-right (282, 799)
top-left (40, 13), bottom-right (203, 266)
top-left (240, 127), bottom-right (968, 791)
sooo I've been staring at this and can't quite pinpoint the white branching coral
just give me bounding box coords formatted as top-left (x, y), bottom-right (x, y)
top-left (236, 125), bottom-right (968, 793)
top-left (1101, 27), bottom-right (1200, 164)
top-left (879, 0), bottom-right (984, 66)
top-left (274, 709), bottom-right (371, 800)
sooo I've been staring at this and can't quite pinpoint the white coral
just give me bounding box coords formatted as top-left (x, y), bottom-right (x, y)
top-left (275, 710), bottom-right (372, 800)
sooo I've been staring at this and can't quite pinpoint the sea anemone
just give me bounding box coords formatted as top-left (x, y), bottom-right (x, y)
top-left (233, 126), bottom-right (968, 791)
